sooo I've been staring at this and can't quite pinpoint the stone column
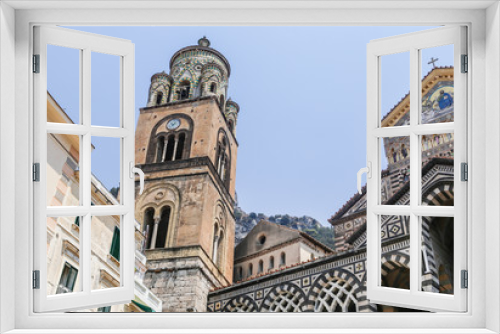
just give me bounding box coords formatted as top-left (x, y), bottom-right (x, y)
top-left (217, 149), bottom-right (222, 174)
top-left (150, 218), bottom-right (161, 249)
top-left (220, 155), bottom-right (226, 181)
top-left (161, 139), bottom-right (168, 162)
top-left (172, 137), bottom-right (179, 161)
top-left (212, 235), bottom-right (220, 264)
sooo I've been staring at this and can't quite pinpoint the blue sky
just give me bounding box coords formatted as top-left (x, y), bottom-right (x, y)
top-left (48, 26), bottom-right (454, 225)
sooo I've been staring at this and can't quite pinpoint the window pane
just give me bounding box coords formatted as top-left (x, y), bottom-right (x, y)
top-left (381, 137), bottom-right (410, 204)
top-left (46, 216), bottom-right (81, 296)
top-left (91, 215), bottom-right (122, 291)
top-left (47, 45), bottom-right (81, 125)
top-left (47, 133), bottom-right (80, 206)
top-left (380, 215), bottom-right (410, 290)
top-left (380, 52), bottom-right (410, 127)
top-left (421, 216), bottom-right (454, 295)
top-left (420, 45), bottom-right (454, 125)
top-left (421, 133), bottom-right (454, 206)
top-left (91, 136), bottom-right (121, 204)
top-left (91, 52), bottom-right (121, 127)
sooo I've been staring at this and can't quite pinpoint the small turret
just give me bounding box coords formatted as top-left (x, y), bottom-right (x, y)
top-left (225, 99), bottom-right (240, 135)
top-left (147, 71), bottom-right (172, 107)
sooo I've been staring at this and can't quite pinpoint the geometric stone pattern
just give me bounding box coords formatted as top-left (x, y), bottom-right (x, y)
top-left (313, 276), bottom-right (358, 312)
top-left (208, 252), bottom-right (375, 313)
top-left (261, 282), bottom-right (306, 312)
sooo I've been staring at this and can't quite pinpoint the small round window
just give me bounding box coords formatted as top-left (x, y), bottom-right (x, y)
top-left (258, 235), bottom-right (266, 245)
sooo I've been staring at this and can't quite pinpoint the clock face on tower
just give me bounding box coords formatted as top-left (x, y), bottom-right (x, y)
top-left (167, 119), bottom-right (180, 130)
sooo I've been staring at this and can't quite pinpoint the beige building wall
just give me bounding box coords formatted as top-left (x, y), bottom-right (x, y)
top-left (234, 240), bottom-right (328, 281)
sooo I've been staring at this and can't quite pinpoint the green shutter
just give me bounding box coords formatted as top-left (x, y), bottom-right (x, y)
top-left (110, 226), bottom-right (120, 261)
top-left (98, 306), bottom-right (111, 312)
top-left (132, 300), bottom-right (155, 312)
top-left (74, 216), bottom-right (79, 226)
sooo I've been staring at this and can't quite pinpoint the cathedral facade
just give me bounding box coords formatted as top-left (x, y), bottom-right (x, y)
top-left (135, 37), bottom-right (239, 312)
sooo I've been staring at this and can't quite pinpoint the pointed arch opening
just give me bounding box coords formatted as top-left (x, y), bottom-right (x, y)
top-left (175, 132), bottom-right (186, 160)
top-left (156, 136), bottom-right (165, 163)
top-left (215, 131), bottom-right (231, 190)
top-left (219, 94), bottom-right (225, 110)
top-left (210, 82), bottom-right (217, 93)
top-left (165, 134), bottom-right (176, 161)
top-left (143, 208), bottom-right (155, 250)
top-left (178, 81), bottom-right (191, 100)
top-left (212, 224), bottom-right (220, 264)
top-left (156, 92), bottom-right (163, 105)
top-left (155, 206), bottom-right (171, 249)
top-left (217, 229), bottom-right (225, 270)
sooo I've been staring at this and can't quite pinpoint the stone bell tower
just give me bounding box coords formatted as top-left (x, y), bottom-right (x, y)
top-left (135, 37), bottom-right (240, 312)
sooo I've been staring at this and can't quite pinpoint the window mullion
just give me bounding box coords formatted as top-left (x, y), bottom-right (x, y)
top-left (81, 47), bottom-right (92, 295)
top-left (409, 46), bottom-right (420, 294)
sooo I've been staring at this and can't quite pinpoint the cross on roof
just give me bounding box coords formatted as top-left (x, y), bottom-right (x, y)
top-left (428, 57), bottom-right (439, 68)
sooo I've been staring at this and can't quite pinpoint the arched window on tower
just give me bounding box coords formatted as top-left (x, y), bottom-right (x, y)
top-left (143, 208), bottom-right (155, 250)
top-left (165, 134), bottom-right (176, 161)
top-left (210, 82), bottom-right (217, 93)
top-left (223, 154), bottom-right (230, 189)
top-left (155, 206), bottom-right (171, 249)
top-left (217, 229), bottom-right (224, 270)
top-left (178, 81), bottom-right (190, 100)
top-left (219, 94), bottom-right (225, 110)
top-left (156, 92), bottom-right (163, 106)
top-left (212, 224), bottom-right (220, 265)
top-left (216, 135), bottom-right (230, 188)
top-left (175, 132), bottom-right (186, 160)
top-left (248, 263), bottom-right (253, 277)
top-left (156, 136), bottom-right (165, 163)
top-left (149, 116), bottom-right (194, 164)
top-left (228, 120), bottom-right (234, 133)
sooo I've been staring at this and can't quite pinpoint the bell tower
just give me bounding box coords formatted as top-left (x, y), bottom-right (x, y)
top-left (135, 37), bottom-right (240, 312)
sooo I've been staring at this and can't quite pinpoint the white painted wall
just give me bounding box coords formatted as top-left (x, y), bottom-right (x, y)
top-left (485, 2), bottom-right (500, 332)
top-left (0, 2), bottom-right (16, 333)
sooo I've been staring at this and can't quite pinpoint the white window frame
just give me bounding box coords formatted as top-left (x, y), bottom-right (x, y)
top-left (33, 25), bottom-right (136, 312)
top-left (0, 2), bottom-right (498, 333)
top-left (366, 26), bottom-right (467, 312)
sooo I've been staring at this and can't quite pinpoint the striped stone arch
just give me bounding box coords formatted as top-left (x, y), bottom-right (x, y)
top-left (172, 69), bottom-right (198, 100)
top-left (421, 181), bottom-right (454, 293)
top-left (260, 282), bottom-right (306, 312)
top-left (381, 252), bottom-right (410, 277)
top-left (422, 181), bottom-right (454, 206)
top-left (223, 295), bottom-right (258, 312)
top-left (307, 268), bottom-right (363, 313)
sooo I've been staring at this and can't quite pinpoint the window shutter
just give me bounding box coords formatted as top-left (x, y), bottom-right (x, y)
top-left (365, 26), bottom-right (467, 312)
top-left (110, 227), bottom-right (120, 261)
top-left (33, 26), bottom-right (135, 312)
